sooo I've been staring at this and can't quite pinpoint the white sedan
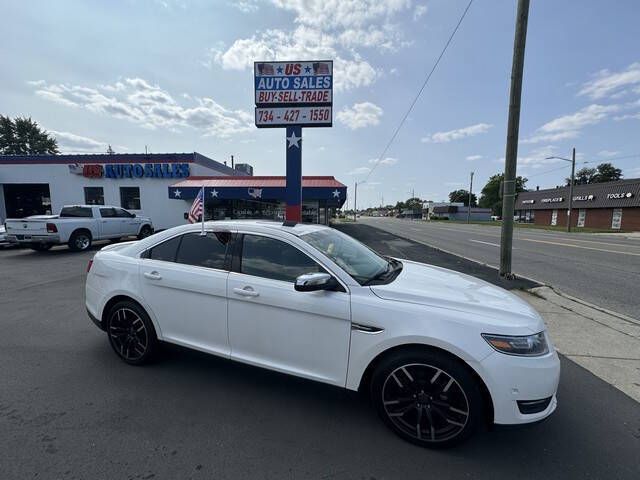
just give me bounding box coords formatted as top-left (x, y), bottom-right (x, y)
top-left (85, 220), bottom-right (560, 447)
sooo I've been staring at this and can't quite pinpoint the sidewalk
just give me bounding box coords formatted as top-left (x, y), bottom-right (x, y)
top-left (334, 222), bottom-right (640, 403)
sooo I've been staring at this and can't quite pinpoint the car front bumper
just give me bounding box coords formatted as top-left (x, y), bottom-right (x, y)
top-left (478, 348), bottom-right (560, 425)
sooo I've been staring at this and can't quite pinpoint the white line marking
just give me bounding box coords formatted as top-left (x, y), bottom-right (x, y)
top-left (521, 238), bottom-right (640, 256)
top-left (469, 239), bottom-right (501, 247)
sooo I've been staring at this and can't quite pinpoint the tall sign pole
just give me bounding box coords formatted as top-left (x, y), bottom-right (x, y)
top-left (567, 147), bottom-right (576, 233)
top-left (254, 60), bottom-right (333, 223)
top-left (467, 171), bottom-right (474, 224)
top-left (499, 0), bottom-right (530, 278)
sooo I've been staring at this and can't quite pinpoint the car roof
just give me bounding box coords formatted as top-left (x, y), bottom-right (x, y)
top-left (197, 219), bottom-right (330, 236)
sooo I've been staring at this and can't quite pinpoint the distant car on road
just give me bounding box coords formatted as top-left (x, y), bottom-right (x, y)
top-left (5, 205), bottom-right (153, 252)
top-left (86, 220), bottom-right (559, 448)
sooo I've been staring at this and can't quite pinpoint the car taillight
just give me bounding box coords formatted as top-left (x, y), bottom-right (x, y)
top-left (46, 223), bottom-right (58, 233)
top-left (87, 259), bottom-right (93, 273)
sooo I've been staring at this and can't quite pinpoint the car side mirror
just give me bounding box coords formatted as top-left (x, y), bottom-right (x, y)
top-left (294, 272), bottom-right (337, 292)
top-left (184, 212), bottom-right (189, 220)
top-left (131, 213), bottom-right (136, 218)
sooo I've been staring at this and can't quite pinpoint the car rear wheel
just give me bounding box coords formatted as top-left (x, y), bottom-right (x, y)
top-left (137, 225), bottom-right (152, 240)
top-left (106, 301), bottom-right (158, 365)
top-left (68, 231), bottom-right (92, 251)
top-left (370, 349), bottom-right (483, 448)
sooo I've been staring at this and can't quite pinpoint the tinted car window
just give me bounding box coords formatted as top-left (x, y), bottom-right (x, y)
top-left (60, 206), bottom-right (93, 218)
top-left (175, 232), bottom-right (230, 270)
top-left (99, 208), bottom-right (116, 218)
top-left (147, 235), bottom-right (181, 262)
top-left (240, 234), bottom-right (321, 282)
top-left (115, 208), bottom-right (133, 218)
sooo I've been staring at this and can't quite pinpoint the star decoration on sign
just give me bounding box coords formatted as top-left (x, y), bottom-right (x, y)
top-left (332, 189), bottom-right (340, 198)
top-left (276, 66), bottom-right (283, 74)
top-left (304, 65), bottom-right (311, 73)
top-left (287, 131), bottom-right (301, 148)
top-left (173, 189), bottom-right (181, 198)
top-left (211, 189), bottom-right (219, 198)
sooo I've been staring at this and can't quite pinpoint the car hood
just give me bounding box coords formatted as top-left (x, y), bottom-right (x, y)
top-left (369, 259), bottom-right (544, 332)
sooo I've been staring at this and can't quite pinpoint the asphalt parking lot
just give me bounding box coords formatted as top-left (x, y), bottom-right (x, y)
top-left (1, 239), bottom-right (639, 480)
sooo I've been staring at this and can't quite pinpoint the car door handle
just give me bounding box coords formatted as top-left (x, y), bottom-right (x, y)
top-left (233, 287), bottom-right (259, 297)
top-left (144, 271), bottom-right (162, 280)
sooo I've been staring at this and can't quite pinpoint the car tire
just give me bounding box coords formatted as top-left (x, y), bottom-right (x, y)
top-left (105, 300), bottom-right (158, 365)
top-left (370, 348), bottom-right (484, 449)
top-left (30, 243), bottom-right (53, 251)
top-left (137, 225), bottom-right (152, 240)
top-left (68, 230), bottom-right (92, 252)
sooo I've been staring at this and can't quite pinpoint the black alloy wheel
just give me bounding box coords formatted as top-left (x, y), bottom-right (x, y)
top-left (138, 225), bottom-right (152, 239)
top-left (371, 350), bottom-right (483, 448)
top-left (106, 301), bottom-right (157, 365)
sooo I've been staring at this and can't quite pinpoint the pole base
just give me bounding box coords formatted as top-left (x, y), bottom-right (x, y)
top-left (285, 205), bottom-right (302, 223)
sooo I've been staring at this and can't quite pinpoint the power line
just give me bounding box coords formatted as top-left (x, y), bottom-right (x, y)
top-left (364, 0), bottom-right (475, 183)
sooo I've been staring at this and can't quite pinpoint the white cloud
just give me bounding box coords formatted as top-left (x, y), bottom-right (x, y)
top-left (369, 157), bottom-right (398, 166)
top-left (337, 102), bottom-right (383, 129)
top-left (579, 62), bottom-right (640, 100)
top-left (232, 0), bottom-right (260, 13)
top-left (413, 4), bottom-right (428, 20)
top-left (421, 123), bottom-right (492, 143)
top-left (31, 78), bottom-right (253, 138)
top-left (348, 166), bottom-right (371, 175)
top-left (598, 150), bottom-right (620, 158)
top-left (49, 130), bottom-right (108, 153)
top-left (466, 154), bottom-right (483, 161)
top-left (209, 0), bottom-right (414, 91)
top-left (523, 104), bottom-right (619, 144)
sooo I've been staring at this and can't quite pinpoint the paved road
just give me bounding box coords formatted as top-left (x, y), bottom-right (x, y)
top-left (2, 243), bottom-right (639, 479)
top-left (359, 217), bottom-right (640, 320)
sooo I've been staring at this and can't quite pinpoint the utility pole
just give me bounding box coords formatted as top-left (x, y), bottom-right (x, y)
top-left (499, 0), bottom-right (530, 278)
top-left (567, 147), bottom-right (576, 233)
top-left (467, 171), bottom-right (474, 224)
top-left (354, 181), bottom-right (358, 222)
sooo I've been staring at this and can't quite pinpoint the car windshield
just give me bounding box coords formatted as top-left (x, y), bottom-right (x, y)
top-left (300, 228), bottom-right (395, 285)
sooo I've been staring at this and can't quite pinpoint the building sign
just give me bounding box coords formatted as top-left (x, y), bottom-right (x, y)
top-left (551, 209), bottom-right (558, 226)
top-left (573, 194), bottom-right (595, 201)
top-left (541, 197), bottom-right (564, 203)
top-left (607, 192), bottom-right (634, 199)
top-left (69, 163), bottom-right (190, 179)
top-left (522, 199), bottom-right (535, 204)
top-left (577, 209), bottom-right (586, 227)
top-left (254, 61), bottom-right (333, 107)
top-left (255, 106), bottom-right (332, 127)
top-left (254, 61), bottom-right (333, 128)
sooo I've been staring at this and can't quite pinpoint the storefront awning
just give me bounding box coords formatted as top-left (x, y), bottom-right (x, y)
top-left (169, 176), bottom-right (347, 207)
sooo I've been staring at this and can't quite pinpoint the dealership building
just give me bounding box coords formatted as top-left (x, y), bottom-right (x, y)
top-left (514, 178), bottom-right (640, 231)
top-left (0, 153), bottom-right (347, 229)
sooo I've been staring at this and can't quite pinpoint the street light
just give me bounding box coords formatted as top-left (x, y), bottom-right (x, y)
top-left (546, 147), bottom-right (576, 232)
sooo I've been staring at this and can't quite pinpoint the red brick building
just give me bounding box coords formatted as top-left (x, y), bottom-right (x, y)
top-left (514, 178), bottom-right (640, 231)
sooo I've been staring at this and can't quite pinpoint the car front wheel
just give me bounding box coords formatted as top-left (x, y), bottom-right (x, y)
top-left (106, 301), bottom-right (158, 365)
top-left (370, 349), bottom-right (484, 448)
top-left (137, 225), bottom-right (152, 240)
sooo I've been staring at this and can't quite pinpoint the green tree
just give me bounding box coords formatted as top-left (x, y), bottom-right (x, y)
top-left (479, 173), bottom-right (528, 216)
top-left (592, 162), bottom-right (622, 183)
top-left (404, 197), bottom-right (423, 210)
top-left (567, 167), bottom-right (597, 185)
top-left (448, 189), bottom-right (477, 207)
top-left (0, 116), bottom-right (58, 154)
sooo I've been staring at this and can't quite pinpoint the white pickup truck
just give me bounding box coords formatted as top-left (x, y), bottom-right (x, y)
top-left (5, 205), bottom-right (154, 252)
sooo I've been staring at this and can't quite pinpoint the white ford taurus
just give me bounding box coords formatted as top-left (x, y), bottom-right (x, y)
top-left (85, 220), bottom-right (560, 447)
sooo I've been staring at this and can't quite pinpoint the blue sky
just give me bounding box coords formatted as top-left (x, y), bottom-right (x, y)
top-left (2, 0), bottom-right (639, 207)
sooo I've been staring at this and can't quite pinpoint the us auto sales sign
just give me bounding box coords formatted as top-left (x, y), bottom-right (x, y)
top-left (254, 60), bottom-right (333, 128)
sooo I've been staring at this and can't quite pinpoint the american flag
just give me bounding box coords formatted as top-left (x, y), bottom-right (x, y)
top-left (313, 62), bottom-right (330, 75)
top-left (257, 63), bottom-right (275, 75)
top-left (188, 187), bottom-right (204, 223)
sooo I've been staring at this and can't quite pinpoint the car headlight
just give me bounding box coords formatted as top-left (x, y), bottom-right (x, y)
top-left (481, 332), bottom-right (549, 356)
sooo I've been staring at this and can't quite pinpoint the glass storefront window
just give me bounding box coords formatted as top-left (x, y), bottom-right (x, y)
top-left (84, 187), bottom-right (104, 205)
top-left (120, 187), bottom-right (141, 210)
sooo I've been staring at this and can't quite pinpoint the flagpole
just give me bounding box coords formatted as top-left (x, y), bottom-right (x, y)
top-left (200, 185), bottom-right (205, 235)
